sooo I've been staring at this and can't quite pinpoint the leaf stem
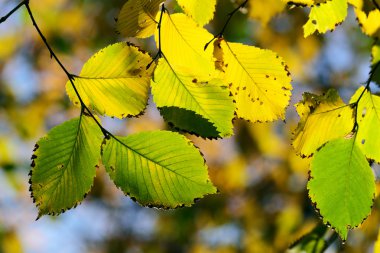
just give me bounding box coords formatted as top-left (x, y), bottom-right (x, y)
top-left (146, 3), bottom-right (166, 70)
top-left (204, 0), bottom-right (248, 50)
top-left (0, 0), bottom-right (27, 24)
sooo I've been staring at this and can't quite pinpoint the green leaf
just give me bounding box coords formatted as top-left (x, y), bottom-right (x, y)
top-left (177, 0), bottom-right (216, 26)
top-left (30, 116), bottom-right (103, 217)
top-left (101, 131), bottom-right (217, 208)
top-left (308, 137), bottom-right (375, 240)
top-left (303, 0), bottom-right (348, 37)
top-left (215, 39), bottom-right (292, 123)
top-left (293, 89), bottom-right (354, 157)
top-left (350, 87), bottom-right (380, 163)
top-left (116, 0), bottom-right (163, 38)
top-left (66, 42), bottom-right (154, 119)
top-left (151, 58), bottom-right (235, 138)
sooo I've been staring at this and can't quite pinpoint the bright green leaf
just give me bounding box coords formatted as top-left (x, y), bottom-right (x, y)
top-left (116, 0), bottom-right (163, 38)
top-left (177, 0), bottom-right (216, 26)
top-left (215, 39), bottom-right (292, 122)
top-left (66, 43), bottom-right (154, 119)
top-left (308, 137), bottom-right (375, 240)
top-left (30, 116), bottom-right (103, 217)
top-left (293, 89), bottom-right (354, 157)
top-left (350, 87), bottom-right (380, 163)
top-left (101, 131), bottom-right (217, 208)
top-left (151, 59), bottom-right (235, 138)
top-left (303, 0), bottom-right (348, 37)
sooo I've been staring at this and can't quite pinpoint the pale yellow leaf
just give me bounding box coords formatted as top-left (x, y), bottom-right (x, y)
top-left (177, 0), bottom-right (216, 26)
top-left (293, 89), bottom-right (354, 156)
top-left (158, 13), bottom-right (216, 77)
top-left (215, 39), bottom-right (292, 122)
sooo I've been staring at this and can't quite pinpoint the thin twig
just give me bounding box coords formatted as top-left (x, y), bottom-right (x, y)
top-left (204, 0), bottom-right (248, 50)
top-left (24, 2), bottom-right (109, 136)
top-left (0, 0), bottom-right (27, 24)
top-left (146, 3), bottom-right (166, 70)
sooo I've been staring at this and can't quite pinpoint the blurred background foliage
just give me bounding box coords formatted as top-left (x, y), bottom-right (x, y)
top-left (0, 0), bottom-right (379, 252)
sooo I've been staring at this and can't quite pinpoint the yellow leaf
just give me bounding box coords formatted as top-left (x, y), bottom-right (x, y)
top-left (116, 0), bottom-right (163, 38)
top-left (248, 0), bottom-right (286, 25)
top-left (350, 87), bottom-right (380, 163)
top-left (293, 89), bottom-right (354, 156)
top-left (66, 42), bottom-right (154, 118)
top-left (303, 0), bottom-right (348, 37)
top-left (177, 0), bottom-right (216, 26)
top-left (355, 8), bottom-right (380, 37)
top-left (158, 13), bottom-right (216, 77)
top-left (215, 39), bottom-right (292, 122)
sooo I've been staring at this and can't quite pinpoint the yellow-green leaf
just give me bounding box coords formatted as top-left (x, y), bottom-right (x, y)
top-left (308, 137), bottom-right (375, 240)
top-left (66, 43), bottom-right (154, 119)
top-left (303, 0), bottom-right (348, 37)
top-left (293, 89), bottom-right (354, 157)
top-left (177, 0), bottom-right (216, 26)
top-left (350, 87), bottom-right (380, 163)
top-left (215, 39), bottom-right (292, 122)
top-left (30, 116), bottom-right (103, 217)
top-left (116, 0), bottom-right (163, 38)
top-left (102, 131), bottom-right (217, 208)
top-left (151, 59), bottom-right (235, 137)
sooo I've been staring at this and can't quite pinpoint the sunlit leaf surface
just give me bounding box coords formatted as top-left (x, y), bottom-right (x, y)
top-left (102, 131), bottom-right (217, 208)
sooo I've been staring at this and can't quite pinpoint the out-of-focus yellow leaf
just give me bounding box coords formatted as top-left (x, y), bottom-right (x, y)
top-left (2, 231), bottom-right (23, 253)
top-left (213, 156), bottom-right (248, 191)
top-left (158, 13), bottom-right (216, 77)
top-left (66, 42), bottom-right (154, 118)
top-left (0, 35), bottom-right (19, 60)
top-left (215, 39), bottom-right (292, 122)
top-left (282, 0), bottom-right (327, 6)
top-left (116, 0), bottom-right (163, 38)
top-left (355, 8), bottom-right (380, 37)
top-left (177, 0), bottom-right (216, 26)
top-left (293, 89), bottom-right (354, 157)
top-left (248, 0), bottom-right (286, 25)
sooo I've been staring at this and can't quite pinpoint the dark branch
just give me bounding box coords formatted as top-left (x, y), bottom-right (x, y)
top-left (373, 0), bottom-right (380, 11)
top-left (351, 60), bottom-right (380, 132)
top-left (204, 0), bottom-right (248, 50)
top-left (146, 3), bottom-right (166, 70)
top-left (23, 2), bottom-right (109, 137)
top-left (0, 0), bottom-right (27, 24)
